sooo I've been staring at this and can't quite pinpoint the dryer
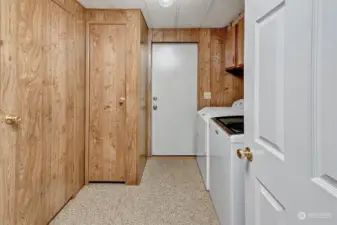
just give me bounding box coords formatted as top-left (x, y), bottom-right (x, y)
top-left (196, 99), bottom-right (244, 190)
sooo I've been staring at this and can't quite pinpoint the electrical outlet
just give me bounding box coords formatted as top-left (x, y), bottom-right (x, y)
top-left (204, 92), bottom-right (212, 100)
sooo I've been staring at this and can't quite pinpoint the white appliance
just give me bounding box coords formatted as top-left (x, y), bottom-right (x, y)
top-left (196, 100), bottom-right (244, 190)
top-left (209, 116), bottom-right (245, 225)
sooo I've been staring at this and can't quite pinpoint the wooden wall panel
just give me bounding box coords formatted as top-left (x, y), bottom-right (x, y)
top-left (51, 0), bottom-right (77, 14)
top-left (210, 28), bottom-right (243, 106)
top-left (0, 0), bottom-right (86, 224)
top-left (152, 28), bottom-right (200, 42)
top-left (86, 9), bottom-right (127, 23)
top-left (198, 29), bottom-right (212, 109)
top-left (73, 2), bottom-right (86, 194)
top-left (147, 29), bottom-right (153, 157)
top-left (43, 1), bottom-right (53, 221)
top-left (16, 0), bottom-right (45, 224)
top-left (139, 13), bottom-right (148, 182)
top-left (49, 3), bottom-right (69, 216)
top-left (125, 10), bottom-right (141, 185)
top-left (210, 28), bottom-right (227, 106)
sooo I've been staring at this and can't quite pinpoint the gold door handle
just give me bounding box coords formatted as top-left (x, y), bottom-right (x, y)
top-left (119, 97), bottom-right (126, 104)
top-left (237, 147), bottom-right (253, 162)
top-left (4, 115), bottom-right (21, 125)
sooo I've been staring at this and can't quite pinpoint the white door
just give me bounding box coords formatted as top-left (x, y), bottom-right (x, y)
top-left (244, 0), bottom-right (337, 224)
top-left (152, 44), bottom-right (198, 155)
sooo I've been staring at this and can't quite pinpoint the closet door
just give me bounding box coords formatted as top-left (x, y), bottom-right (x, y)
top-left (88, 24), bottom-right (126, 182)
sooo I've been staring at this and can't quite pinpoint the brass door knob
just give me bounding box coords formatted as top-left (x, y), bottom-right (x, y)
top-left (119, 97), bottom-right (126, 104)
top-left (4, 115), bottom-right (21, 125)
top-left (237, 147), bottom-right (253, 162)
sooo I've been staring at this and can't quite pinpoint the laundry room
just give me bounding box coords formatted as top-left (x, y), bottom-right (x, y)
top-left (3, 0), bottom-right (335, 224)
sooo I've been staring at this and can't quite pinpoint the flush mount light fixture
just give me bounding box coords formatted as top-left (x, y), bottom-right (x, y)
top-left (159, 0), bottom-right (174, 7)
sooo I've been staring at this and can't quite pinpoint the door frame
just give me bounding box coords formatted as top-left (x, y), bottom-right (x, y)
top-left (85, 21), bottom-right (127, 184)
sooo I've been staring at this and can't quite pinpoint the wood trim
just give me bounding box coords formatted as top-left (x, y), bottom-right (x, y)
top-left (147, 30), bottom-right (153, 157)
top-left (85, 21), bottom-right (90, 185)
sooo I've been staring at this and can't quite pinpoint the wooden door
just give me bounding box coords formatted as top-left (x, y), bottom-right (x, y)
top-left (1, 0), bottom-right (85, 224)
top-left (88, 24), bottom-right (126, 182)
top-left (0, 0), bottom-right (46, 224)
top-left (236, 18), bottom-right (244, 67)
top-left (225, 26), bottom-right (236, 69)
top-left (244, 0), bottom-right (337, 224)
top-left (0, 1), bottom-right (20, 223)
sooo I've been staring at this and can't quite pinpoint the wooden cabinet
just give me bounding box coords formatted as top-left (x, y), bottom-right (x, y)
top-left (224, 17), bottom-right (245, 70)
top-left (236, 19), bottom-right (245, 67)
top-left (225, 26), bottom-right (236, 69)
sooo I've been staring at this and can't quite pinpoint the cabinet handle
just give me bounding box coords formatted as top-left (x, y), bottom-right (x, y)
top-left (215, 130), bottom-right (219, 135)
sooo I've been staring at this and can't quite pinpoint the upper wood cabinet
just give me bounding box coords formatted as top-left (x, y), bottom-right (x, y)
top-left (224, 17), bottom-right (245, 70)
top-left (225, 26), bottom-right (236, 69)
top-left (236, 19), bottom-right (245, 67)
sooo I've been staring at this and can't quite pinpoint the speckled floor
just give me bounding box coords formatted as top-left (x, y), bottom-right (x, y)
top-left (50, 158), bottom-right (220, 225)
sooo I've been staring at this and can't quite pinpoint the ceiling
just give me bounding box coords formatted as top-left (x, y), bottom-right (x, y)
top-left (78, 0), bottom-right (244, 28)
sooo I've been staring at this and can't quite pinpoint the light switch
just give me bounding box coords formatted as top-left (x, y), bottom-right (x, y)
top-left (204, 92), bottom-right (212, 100)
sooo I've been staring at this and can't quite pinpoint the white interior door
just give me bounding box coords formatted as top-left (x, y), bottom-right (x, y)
top-left (244, 0), bottom-right (337, 224)
top-left (152, 43), bottom-right (198, 155)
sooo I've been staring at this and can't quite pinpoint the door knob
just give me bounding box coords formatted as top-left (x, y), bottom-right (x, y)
top-left (4, 115), bottom-right (21, 125)
top-left (153, 105), bottom-right (158, 110)
top-left (237, 147), bottom-right (253, 162)
top-left (119, 97), bottom-right (126, 104)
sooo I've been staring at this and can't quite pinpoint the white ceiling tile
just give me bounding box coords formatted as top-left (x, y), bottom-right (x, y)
top-left (202, 0), bottom-right (244, 27)
top-left (147, 10), bottom-right (176, 28)
top-left (177, 0), bottom-right (212, 27)
top-left (77, 0), bottom-right (244, 28)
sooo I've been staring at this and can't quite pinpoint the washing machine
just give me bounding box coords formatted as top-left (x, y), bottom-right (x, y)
top-left (209, 116), bottom-right (245, 225)
top-left (196, 99), bottom-right (244, 190)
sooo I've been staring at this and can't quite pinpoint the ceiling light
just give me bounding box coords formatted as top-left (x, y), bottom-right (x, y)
top-left (159, 0), bottom-right (174, 8)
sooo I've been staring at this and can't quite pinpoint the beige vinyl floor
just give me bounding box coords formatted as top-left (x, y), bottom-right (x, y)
top-left (50, 158), bottom-right (220, 225)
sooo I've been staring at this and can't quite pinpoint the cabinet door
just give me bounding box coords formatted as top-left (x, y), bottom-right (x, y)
top-left (236, 18), bottom-right (244, 67)
top-left (225, 26), bottom-right (236, 69)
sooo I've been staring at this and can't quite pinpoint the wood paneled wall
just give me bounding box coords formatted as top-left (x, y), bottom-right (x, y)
top-left (149, 28), bottom-right (243, 108)
top-left (147, 28), bottom-right (244, 155)
top-left (85, 9), bottom-right (148, 185)
top-left (0, 0), bottom-right (86, 224)
top-left (210, 29), bottom-right (244, 106)
top-left (139, 13), bottom-right (149, 181)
